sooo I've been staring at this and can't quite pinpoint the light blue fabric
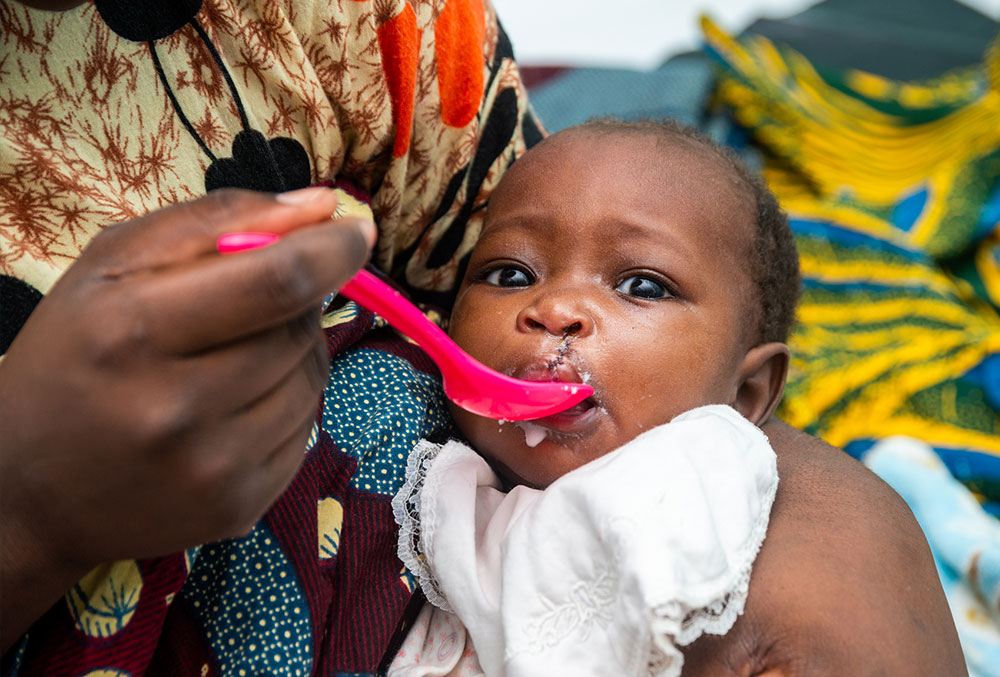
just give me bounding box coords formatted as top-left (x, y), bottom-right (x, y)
top-left (865, 437), bottom-right (1000, 677)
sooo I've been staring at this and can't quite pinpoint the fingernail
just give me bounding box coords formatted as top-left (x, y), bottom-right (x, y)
top-left (276, 186), bottom-right (333, 205)
top-left (358, 219), bottom-right (377, 248)
top-left (217, 231), bottom-right (280, 254)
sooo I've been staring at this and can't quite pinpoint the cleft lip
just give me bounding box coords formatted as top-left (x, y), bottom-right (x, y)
top-left (512, 355), bottom-right (585, 385)
top-left (512, 355), bottom-right (600, 423)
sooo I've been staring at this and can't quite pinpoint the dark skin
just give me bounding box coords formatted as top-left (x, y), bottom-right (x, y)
top-left (684, 420), bottom-right (967, 676)
top-left (1, 0), bottom-right (377, 647)
top-left (0, 187), bottom-right (375, 649)
top-left (450, 129), bottom-right (788, 488)
top-left (448, 129), bottom-right (966, 675)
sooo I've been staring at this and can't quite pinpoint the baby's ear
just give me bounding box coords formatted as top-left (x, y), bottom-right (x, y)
top-left (731, 342), bottom-right (790, 426)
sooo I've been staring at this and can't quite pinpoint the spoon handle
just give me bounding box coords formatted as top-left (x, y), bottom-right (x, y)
top-left (339, 270), bottom-right (455, 365)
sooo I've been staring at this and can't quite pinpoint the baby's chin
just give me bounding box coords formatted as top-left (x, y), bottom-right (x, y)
top-left (478, 452), bottom-right (545, 490)
top-left (447, 399), bottom-right (637, 488)
top-left (465, 421), bottom-right (607, 490)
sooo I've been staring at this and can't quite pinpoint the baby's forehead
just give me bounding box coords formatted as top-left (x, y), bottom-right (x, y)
top-left (568, 126), bottom-right (748, 188)
top-left (484, 125), bottom-right (760, 304)
top-left (503, 127), bottom-right (751, 200)
top-left (492, 127), bottom-right (757, 239)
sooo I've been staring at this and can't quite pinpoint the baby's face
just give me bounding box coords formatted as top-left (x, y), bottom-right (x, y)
top-left (448, 128), bottom-right (758, 488)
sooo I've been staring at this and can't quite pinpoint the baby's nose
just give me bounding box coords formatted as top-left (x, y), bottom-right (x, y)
top-left (517, 293), bottom-right (594, 337)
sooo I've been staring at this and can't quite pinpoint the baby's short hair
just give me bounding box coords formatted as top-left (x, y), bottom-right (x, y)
top-left (577, 118), bottom-right (800, 345)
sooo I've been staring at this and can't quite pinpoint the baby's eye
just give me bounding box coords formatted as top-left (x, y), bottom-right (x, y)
top-left (484, 266), bottom-right (533, 288)
top-left (616, 275), bottom-right (670, 300)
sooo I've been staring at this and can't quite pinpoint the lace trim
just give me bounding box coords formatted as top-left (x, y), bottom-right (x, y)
top-left (646, 435), bottom-right (779, 677)
top-left (393, 420), bottom-right (779, 677)
top-left (391, 439), bottom-right (453, 613)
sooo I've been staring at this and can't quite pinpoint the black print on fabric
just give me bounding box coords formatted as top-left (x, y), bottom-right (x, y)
top-left (1, 275), bottom-right (42, 355)
top-left (94, 0), bottom-right (311, 194)
top-left (204, 130), bottom-right (312, 193)
top-left (95, 0), bottom-right (203, 41)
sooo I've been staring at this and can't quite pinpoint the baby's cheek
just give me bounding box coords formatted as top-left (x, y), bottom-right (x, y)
top-left (465, 423), bottom-right (555, 487)
top-left (447, 405), bottom-right (515, 470)
top-left (453, 420), bottom-right (584, 488)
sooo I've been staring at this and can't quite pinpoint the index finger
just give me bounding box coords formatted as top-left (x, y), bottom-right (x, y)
top-left (132, 214), bottom-right (375, 354)
top-left (87, 187), bottom-right (345, 276)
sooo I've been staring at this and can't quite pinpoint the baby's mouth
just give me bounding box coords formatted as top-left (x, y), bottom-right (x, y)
top-left (511, 355), bottom-right (600, 424)
top-left (553, 397), bottom-right (597, 417)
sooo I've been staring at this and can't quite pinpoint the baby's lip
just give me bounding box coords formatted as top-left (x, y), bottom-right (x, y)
top-left (512, 356), bottom-right (584, 385)
top-left (512, 356), bottom-right (600, 429)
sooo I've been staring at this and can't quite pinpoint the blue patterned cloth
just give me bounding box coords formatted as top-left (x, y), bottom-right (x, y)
top-left (865, 437), bottom-right (1000, 677)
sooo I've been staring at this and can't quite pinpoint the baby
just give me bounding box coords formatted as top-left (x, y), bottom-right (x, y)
top-left (389, 119), bottom-right (800, 676)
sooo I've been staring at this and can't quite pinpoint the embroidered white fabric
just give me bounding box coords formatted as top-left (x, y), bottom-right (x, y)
top-left (392, 404), bottom-right (778, 677)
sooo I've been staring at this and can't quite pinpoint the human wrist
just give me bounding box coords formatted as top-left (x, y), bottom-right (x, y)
top-left (0, 494), bottom-right (94, 651)
top-left (0, 403), bottom-right (96, 650)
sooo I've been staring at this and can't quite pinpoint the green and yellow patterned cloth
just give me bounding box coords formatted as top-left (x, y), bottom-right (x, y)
top-left (701, 17), bottom-right (1000, 502)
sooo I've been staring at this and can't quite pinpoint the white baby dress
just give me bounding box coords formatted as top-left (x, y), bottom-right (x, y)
top-left (389, 404), bottom-right (778, 677)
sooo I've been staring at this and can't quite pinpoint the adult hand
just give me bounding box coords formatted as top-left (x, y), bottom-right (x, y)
top-left (0, 187), bottom-right (374, 648)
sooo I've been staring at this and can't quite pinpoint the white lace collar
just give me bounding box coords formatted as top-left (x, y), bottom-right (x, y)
top-left (392, 404), bottom-right (778, 677)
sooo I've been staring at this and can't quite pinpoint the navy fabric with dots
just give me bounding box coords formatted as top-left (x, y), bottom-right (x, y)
top-left (322, 348), bottom-right (450, 495)
top-left (184, 524), bottom-right (313, 676)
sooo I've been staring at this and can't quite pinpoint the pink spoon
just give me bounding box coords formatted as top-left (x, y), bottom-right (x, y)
top-left (339, 270), bottom-right (594, 420)
top-left (217, 232), bottom-right (593, 419)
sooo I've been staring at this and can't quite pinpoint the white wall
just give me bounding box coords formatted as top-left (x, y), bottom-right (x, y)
top-left (492, 0), bottom-right (1000, 69)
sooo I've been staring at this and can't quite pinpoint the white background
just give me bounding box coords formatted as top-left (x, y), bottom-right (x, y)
top-left (492, 0), bottom-right (1000, 69)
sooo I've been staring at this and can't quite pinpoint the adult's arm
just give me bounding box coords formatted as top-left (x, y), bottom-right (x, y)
top-left (0, 187), bottom-right (373, 650)
top-left (681, 420), bottom-right (967, 675)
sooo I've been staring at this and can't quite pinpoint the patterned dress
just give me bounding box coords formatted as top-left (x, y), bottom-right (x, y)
top-left (0, 1), bottom-right (541, 674)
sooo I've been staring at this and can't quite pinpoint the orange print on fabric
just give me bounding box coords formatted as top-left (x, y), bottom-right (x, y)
top-left (377, 3), bottom-right (421, 157)
top-left (435, 0), bottom-right (485, 128)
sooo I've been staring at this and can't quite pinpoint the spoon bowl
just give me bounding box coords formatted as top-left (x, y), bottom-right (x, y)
top-left (339, 270), bottom-right (593, 420)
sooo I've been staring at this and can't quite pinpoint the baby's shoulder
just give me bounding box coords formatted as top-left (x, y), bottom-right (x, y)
top-left (763, 419), bottom-right (912, 522)
top-left (678, 420), bottom-right (965, 676)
